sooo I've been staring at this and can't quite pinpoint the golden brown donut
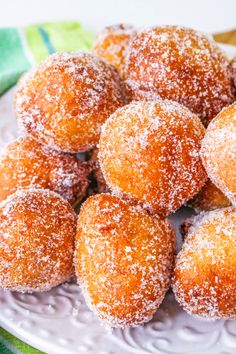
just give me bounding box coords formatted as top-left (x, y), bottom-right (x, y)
top-left (15, 51), bottom-right (126, 153)
top-left (0, 188), bottom-right (76, 292)
top-left (180, 216), bottom-right (195, 241)
top-left (0, 135), bottom-right (89, 206)
top-left (93, 23), bottom-right (135, 79)
top-left (173, 207), bottom-right (236, 319)
top-left (125, 26), bottom-right (234, 126)
top-left (188, 179), bottom-right (231, 212)
top-left (99, 100), bottom-right (207, 216)
top-left (201, 102), bottom-right (236, 205)
top-left (75, 193), bottom-right (175, 327)
top-left (230, 56), bottom-right (236, 89)
top-left (89, 147), bottom-right (109, 193)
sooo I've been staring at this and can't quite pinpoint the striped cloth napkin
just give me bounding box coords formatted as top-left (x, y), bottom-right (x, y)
top-left (0, 21), bottom-right (94, 95)
top-left (0, 24), bottom-right (235, 354)
top-left (0, 328), bottom-right (43, 353)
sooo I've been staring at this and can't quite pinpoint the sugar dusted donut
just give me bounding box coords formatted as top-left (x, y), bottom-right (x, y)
top-left (99, 100), bottom-right (207, 216)
top-left (180, 216), bottom-right (195, 241)
top-left (125, 26), bottom-right (234, 126)
top-left (93, 23), bottom-right (135, 79)
top-left (15, 51), bottom-right (126, 153)
top-left (230, 56), bottom-right (236, 89)
top-left (188, 179), bottom-right (231, 212)
top-left (0, 188), bottom-right (76, 292)
top-left (75, 193), bottom-right (175, 327)
top-left (173, 207), bottom-right (236, 319)
top-left (0, 135), bottom-right (89, 206)
top-left (89, 147), bottom-right (109, 193)
top-left (201, 102), bottom-right (236, 205)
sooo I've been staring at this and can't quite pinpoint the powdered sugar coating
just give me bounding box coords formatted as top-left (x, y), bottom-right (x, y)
top-left (99, 99), bottom-right (207, 217)
top-left (173, 207), bottom-right (236, 319)
top-left (93, 23), bottom-right (135, 79)
top-left (0, 135), bottom-right (89, 206)
top-left (201, 102), bottom-right (236, 205)
top-left (15, 51), bottom-right (126, 153)
top-left (125, 26), bottom-right (234, 126)
top-left (75, 193), bottom-right (175, 328)
top-left (0, 188), bottom-right (76, 293)
top-left (188, 179), bottom-right (231, 212)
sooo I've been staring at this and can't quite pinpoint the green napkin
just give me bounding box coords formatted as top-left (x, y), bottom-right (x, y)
top-left (0, 328), bottom-right (44, 353)
top-left (0, 21), bottom-right (94, 95)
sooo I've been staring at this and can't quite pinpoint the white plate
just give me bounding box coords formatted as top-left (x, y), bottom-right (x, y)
top-left (0, 42), bottom-right (236, 354)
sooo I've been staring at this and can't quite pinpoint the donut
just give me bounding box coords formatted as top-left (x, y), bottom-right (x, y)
top-left (93, 23), bottom-right (135, 79)
top-left (173, 207), bottom-right (236, 319)
top-left (201, 102), bottom-right (236, 205)
top-left (188, 179), bottom-right (231, 212)
top-left (125, 26), bottom-right (234, 126)
top-left (0, 188), bottom-right (76, 292)
top-left (0, 135), bottom-right (89, 206)
top-left (89, 147), bottom-right (109, 193)
top-left (230, 56), bottom-right (236, 89)
top-left (99, 100), bottom-right (207, 216)
top-left (15, 51), bottom-right (126, 153)
top-left (75, 193), bottom-right (175, 327)
top-left (180, 216), bottom-right (195, 241)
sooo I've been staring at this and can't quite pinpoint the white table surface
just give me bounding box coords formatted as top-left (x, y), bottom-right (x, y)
top-left (0, 0), bottom-right (235, 33)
